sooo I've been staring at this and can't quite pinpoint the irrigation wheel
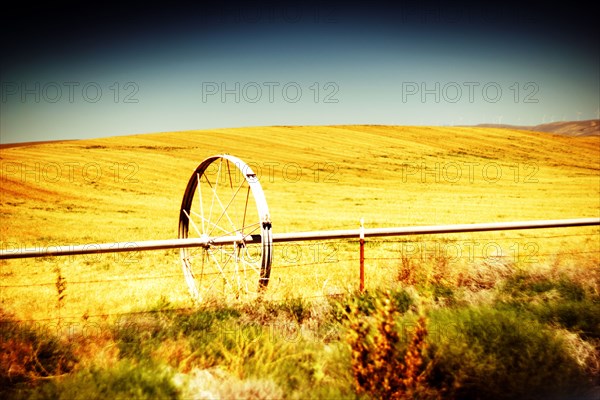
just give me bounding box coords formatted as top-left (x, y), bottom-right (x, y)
top-left (178, 154), bottom-right (272, 303)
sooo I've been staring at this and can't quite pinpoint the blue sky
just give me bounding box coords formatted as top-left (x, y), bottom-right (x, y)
top-left (1, 1), bottom-right (598, 144)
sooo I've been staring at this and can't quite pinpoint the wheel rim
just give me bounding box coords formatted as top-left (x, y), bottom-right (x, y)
top-left (178, 155), bottom-right (272, 302)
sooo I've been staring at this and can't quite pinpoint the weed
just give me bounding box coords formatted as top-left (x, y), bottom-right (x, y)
top-left (53, 266), bottom-right (66, 321)
top-left (346, 292), bottom-right (438, 399)
top-left (456, 259), bottom-right (515, 291)
top-left (398, 254), bottom-right (416, 285)
top-left (282, 296), bottom-right (310, 324)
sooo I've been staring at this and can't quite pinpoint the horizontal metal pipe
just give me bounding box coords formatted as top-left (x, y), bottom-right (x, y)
top-left (1, 217), bottom-right (598, 260)
top-left (0, 235), bottom-right (254, 260)
top-left (273, 217), bottom-right (600, 242)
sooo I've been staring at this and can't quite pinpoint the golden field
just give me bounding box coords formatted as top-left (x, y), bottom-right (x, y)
top-left (1, 125), bottom-right (599, 322)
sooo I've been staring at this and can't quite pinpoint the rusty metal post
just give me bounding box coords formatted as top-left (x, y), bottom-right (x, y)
top-left (359, 218), bottom-right (365, 292)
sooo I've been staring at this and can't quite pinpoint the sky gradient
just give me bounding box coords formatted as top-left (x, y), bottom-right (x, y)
top-left (1, 1), bottom-right (598, 144)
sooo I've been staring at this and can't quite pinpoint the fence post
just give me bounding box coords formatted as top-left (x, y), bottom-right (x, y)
top-left (359, 218), bottom-right (365, 292)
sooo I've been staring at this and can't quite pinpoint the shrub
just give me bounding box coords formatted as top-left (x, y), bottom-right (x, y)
top-left (0, 309), bottom-right (77, 396)
top-left (529, 299), bottom-right (600, 340)
top-left (30, 360), bottom-right (178, 399)
top-left (330, 288), bottom-right (413, 323)
top-left (499, 273), bottom-right (600, 339)
top-left (427, 306), bottom-right (593, 399)
top-left (502, 272), bottom-right (586, 301)
top-left (345, 292), bottom-right (439, 399)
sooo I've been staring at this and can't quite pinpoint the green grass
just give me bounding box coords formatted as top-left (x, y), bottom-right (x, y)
top-left (27, 360), bottom-right (178, 400)
top-left (427, 307), bottom-right (593, 399)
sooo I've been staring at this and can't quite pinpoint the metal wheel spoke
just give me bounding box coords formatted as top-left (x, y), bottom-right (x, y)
top-left (209, 178), bottom-right (247, 237)
top-left (182, 244), bottom-right (203, 259)
top-left (210, 222), bottom-right (261, 243)
top-left (239, 247), bottom-right (262, 274)
top-left (182, 209), bottom-right (202, 237)
top-left (203, 171), bottom-right (239, 236)
top-left (221, 244), bottom-right (262, 281)
top-left (182, 252), bottom-right (198, 262)
top-left (199, 250), bottom-right (206, 281)
top-left (191, 210), bottom-right (232, 236)
top-left (234, 245), bottom-right (242, 292)
top-left (183, 266), bottom-right (199, 299)
top-left (203, 272), bottom-right (224, 295)
top-left (208, 248), bottom-right (233, 289)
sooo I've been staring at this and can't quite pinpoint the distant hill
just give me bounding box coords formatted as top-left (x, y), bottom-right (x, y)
top-left (475, 119), bottom-right (600, 137)
top-left (0, 139), bottom-right (77, 149)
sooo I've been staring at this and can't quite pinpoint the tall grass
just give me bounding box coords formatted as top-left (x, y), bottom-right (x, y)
top-left (2, 269), bottom-right (599, 399)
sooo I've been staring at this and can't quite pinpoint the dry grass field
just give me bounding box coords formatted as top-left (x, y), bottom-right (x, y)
top-left (1, 125), bottom-right (599, 320)
top-left (1, 125), bottom-right (599, 398)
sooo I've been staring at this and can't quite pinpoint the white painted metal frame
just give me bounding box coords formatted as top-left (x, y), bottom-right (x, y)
top-left (177, 154), bottom-right (272, 301)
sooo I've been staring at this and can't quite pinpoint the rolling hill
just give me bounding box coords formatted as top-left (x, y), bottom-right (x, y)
top-left (1, 125), bottom-right (598, 244)
top-left (475, 119), bottom-right (600, 137)
top-left (1, 125), bottom-right (599, 320)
